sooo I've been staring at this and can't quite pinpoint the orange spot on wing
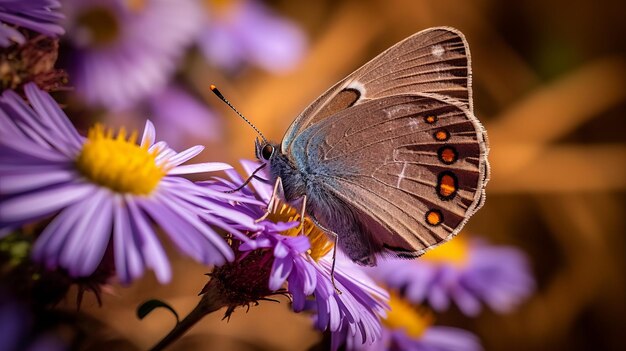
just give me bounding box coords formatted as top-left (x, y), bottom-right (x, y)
top-left (438, 173), bottom-right (456, 198)
top-left (438, 146), bottom-right (458, 164)
top-left (425, 209), bottom-right (443, 226)
top-left (434, 130), bottom-right (450, 141)
top-left (424, 115), bottom-right (437, 124)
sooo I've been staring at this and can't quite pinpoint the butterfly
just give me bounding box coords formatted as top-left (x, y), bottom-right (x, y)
top-left (218, 27), bottom-right (489, 266)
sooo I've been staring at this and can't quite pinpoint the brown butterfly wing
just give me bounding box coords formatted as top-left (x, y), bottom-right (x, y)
top-left (289, 94), bottom-right (488, 256)
top-left (282, 27), bottom-right (473, 154)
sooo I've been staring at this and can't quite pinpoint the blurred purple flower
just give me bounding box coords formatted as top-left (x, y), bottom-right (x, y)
top-left (199, 0), bottom-right (306, 73)
top-left (204, 160), bottom-right (388, 349)
top-left (367, 327), bottom-right (482, 351)
top-left (341, 294), bottom-right (482, 351)
top-left (368, 237), bottom-right (535, 316)
top-left (0, 83), bottom-right (258, 284)
top-left (0, 0), bottom-right (64, 47)
top-left (61, 0), bottom-right (203, 110)
top-left (146, 85), bottom-right (222, 150)
top-left (333, 294), bottom-right (482, 351)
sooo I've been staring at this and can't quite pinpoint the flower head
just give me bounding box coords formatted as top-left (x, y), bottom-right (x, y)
top-left (0, 0), bottom-right (65, 47)
top-left (0, 35), bottom-right (67, 92)
top-left (0, 83), bottom-right (257, 284)
top-left (199, 0), bottom-right (306, 72)
top-left (368, 237), bottom-right (535, 316)
top-left (201, 160), bottom-right (388, 349)
top-left (342, 293), bottom-right (482, 351)
top-left (62, 0), bottom-right (203, 109)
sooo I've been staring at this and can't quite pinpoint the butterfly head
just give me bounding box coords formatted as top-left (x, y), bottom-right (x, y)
top-left (255, 138), bottom-right (277, 161)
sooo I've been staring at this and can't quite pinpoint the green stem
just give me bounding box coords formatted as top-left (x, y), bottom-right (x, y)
top-left (150, 284), bottom-right (226, 351)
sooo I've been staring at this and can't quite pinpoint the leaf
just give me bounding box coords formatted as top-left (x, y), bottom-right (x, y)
top-left (136, 299), bottom-right (180, 323)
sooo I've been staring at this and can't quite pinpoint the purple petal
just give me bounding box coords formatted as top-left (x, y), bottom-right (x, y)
top-left (166, 145), bottom-right (204, 166)
top-left (23, 83), bottom-right (83, 150)
top-left (0, 182), bottom-right (93, 223)
top-left (421, 326), bottom-right (483, 351)
top-left (31, 197), bottom-right (89, 268)
top-left (113, 196), bottom-right (144, 284)
top-left (58, 189), bottom-right (111, 276)
top-left (170, 145), bottom-right (204, 166)
top-left (126, 197), bottom-right (172, 283)
top-left (75, 191), bottom-right (113, 276)
top-left (0, 169), bottom-right (74, 194)
top-left (168, 162), bottom-right (232, 175)
top-left (269, 256), bottom-right (293, 290)
top-left (141, 120), bottom-right (156, 147)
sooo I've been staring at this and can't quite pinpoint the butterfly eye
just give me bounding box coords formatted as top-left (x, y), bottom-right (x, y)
top-left (261, 144), bottom-right (274, 160)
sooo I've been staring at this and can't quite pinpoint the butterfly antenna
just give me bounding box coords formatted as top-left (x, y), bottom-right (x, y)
top-left (210, 84), bottom-right (269, 144)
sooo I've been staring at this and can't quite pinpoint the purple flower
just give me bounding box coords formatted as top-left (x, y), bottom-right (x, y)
top-left (0, 0), bottom-right (64, 47)
top-left (342, 294), bottom-right (482, 351)
top-left (199, 0), bottom-right (306, 72)
top-left (0, 83), bottom-right (258, 284)
top-left (368, 237), bottom-right (535, 316)
top-left (61, 0), bottom-right (203, 110)
top-left (311, 253), bottom-right (389, 351)
top-left (204, 160), bottom-right (388, 349)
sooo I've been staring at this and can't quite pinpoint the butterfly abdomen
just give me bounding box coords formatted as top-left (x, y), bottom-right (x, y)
top-left (305, 184), bottom-right (379, 266)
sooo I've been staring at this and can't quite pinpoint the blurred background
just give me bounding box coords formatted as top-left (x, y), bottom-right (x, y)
top-left (3, 0), bottom-right (625, 350)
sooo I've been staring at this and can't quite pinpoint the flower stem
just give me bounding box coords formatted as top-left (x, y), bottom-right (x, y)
top-left (150, 283), bottom-right (227, 351)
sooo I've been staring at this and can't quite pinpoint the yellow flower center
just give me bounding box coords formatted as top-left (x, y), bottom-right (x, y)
top-left (383, 293), bottom-right (434, 338)
top-left (75, 124), bottom-right (167, 195)
top-left (421, 236), bottom-right (469, 266)
top-left (268, 202), bottom-right (333, 261)
top-left (75, 6), bottom-right (120, 46)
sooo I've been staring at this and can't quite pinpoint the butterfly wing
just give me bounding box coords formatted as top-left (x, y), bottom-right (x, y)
top-left (289, 93), bottom-right (488, 257)
top-left (282, 27), bottom-right (473, 155)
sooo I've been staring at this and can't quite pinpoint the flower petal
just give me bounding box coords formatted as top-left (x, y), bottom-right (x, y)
top-left (168, 162), bottom-right (232, 175)
top-left (141, 120), bottom-right (156, 147)
top-left (0, 182), bottom-right (93, 224)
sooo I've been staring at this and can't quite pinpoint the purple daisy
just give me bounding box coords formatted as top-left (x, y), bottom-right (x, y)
top-left (341, 294), bottom-right (482, 351)
top-left (0, 83), bottom-right (259, 284)
top-left (198, 0), bottom-right (306, 73)
top-left (367, 237), bottom-right (535, 317)
top-left (205, 160), bottom-right (388, 349)
top-left (61, 0), bottom-right (203, 110)
top-left (0, 0), bottom-right (65, 47)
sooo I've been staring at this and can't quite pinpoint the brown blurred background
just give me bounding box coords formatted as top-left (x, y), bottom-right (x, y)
top-left (72, 0), bottom-right (626, 350)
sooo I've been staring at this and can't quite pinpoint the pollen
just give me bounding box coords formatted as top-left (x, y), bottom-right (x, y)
top-left (75, 124), bottom-right (167, 195)
top-left (423, 236), bottom-right (469, 266)
top-left (270, 203), bottom-right (333, 261)
top-left (383, 293), bottom-right (434, 338)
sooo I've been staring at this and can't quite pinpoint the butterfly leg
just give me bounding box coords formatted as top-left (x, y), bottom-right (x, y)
top-left (299, 195), bottom-right (307, 236)
top-left (224, 163), bottom-right (267, 193)
top-left (256, 177), bottom-right (283, 222)
top-left (309, 215), bottom-right (342, 295)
